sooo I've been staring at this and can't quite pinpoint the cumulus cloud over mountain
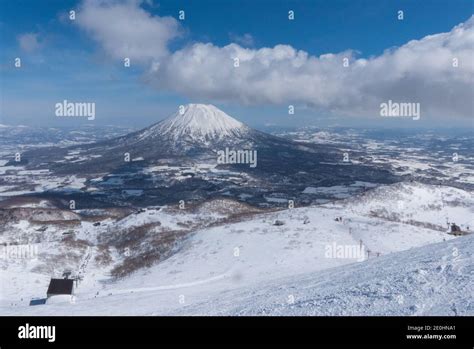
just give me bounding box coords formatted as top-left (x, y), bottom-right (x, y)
top-left (77, 0), bottom-right (474, 118)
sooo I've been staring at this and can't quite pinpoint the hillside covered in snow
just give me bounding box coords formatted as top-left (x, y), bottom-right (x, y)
top-left (1, 181), bottom-right (472, 316)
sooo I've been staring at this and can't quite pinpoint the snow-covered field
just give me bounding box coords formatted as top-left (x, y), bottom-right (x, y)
top-left (281, 127), bottom-right (474, 190)
top-left (1, 182), bottom-right (472, 316)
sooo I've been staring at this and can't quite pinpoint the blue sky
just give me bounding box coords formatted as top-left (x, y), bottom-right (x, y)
top-left (0, 0), bottom-right (473, 128)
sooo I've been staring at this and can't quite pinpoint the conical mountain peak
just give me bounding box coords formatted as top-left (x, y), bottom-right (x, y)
top-left (139, 104), bottom-right (250, 143)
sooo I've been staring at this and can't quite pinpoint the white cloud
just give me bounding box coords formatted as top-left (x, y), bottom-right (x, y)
top-left (150, 16), bottom-right (474, 118)
top-left (76, 0), bottom-right (180, 63)
top-left (229, 33), bottom-right (255, 47)
top-left (18, 33), bottom-right (41, 52)
top-left (76, 0), bottom-right (474, 119)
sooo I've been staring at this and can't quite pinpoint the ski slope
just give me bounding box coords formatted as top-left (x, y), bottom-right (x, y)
top-left (2, 234), bottom-right (472, 316)
top-left (1, 182), bottom-right (472, 315)
top-left (173, 234), bottom-right (474, 316)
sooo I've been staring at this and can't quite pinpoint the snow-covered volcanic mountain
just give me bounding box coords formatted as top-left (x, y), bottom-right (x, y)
top-left (11, 104), bottom-right (397, 207)
top-left (137, 104), bottom-right (252, 145)
top-left (18, 104), bottom-right (283, 172)
top-left (119, 103), bottom-right (270, 155)
top-left (93, 103), bottom-right (263, 151)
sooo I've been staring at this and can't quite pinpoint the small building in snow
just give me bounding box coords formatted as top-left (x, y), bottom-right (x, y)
top-left (448, 223), bottom-right (470, 236)
top-left (29, 298), bottom-right (47, 306)
top-left (47, 278), bottom-right (74, 298)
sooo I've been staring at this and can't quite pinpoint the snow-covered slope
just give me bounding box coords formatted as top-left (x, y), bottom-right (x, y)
top-left (3, 228), bottom-right (471, 316)
top-left (339, 181), bottom-right (474, 231)
top-left (1, 182), bottom-right (472, 316)
top-left (174, 234), bottom-right (474, 316)
top-left (139, 104), bottom-right (250, 143)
